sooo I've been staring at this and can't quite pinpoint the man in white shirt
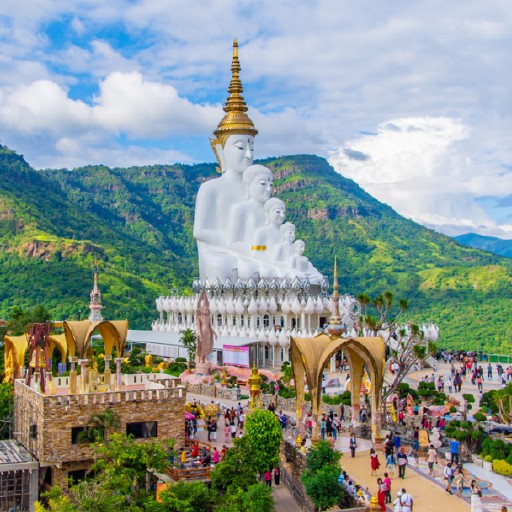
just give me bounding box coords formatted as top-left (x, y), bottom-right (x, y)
top-left (400, 488), bottom-right (413, 511)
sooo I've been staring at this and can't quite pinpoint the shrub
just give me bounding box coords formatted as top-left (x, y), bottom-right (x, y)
top-left (473, 412), bottom-right (486, 422)
top-left (484, 455), bottom-right (493, 462)
top-left (462, 393), bottom-right (475, 403)
top-left (493, 459), bottom-right (512, 476)
top-left (449, 406), bottom-right (457, 413)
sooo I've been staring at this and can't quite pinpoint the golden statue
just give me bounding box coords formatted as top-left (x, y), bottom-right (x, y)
top-left (221, 368), bottom-right (227, 385)
top-left (248, 364), bottom-right (262, 409)
top-left (145, 353), bottom-right (153, 367)
top-left (3, 351), bottom-right (13, 383)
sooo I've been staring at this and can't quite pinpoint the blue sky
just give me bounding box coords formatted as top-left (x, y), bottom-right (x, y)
top-left (1, 1), bottom-right (512, 239)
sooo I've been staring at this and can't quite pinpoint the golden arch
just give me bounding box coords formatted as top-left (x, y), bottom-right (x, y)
top-left (63, 320), bottom-right (128, 359)
top-left (290, 333), bottom-right (386, 439)
top-left (4, 333), bottom-right (67, 382)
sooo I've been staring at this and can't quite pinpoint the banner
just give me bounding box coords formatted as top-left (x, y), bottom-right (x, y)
top-left (222, 344), bottom-right (250, 367)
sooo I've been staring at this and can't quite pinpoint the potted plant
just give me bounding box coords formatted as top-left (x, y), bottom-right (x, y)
top-left (483, 455), bottom-right (493, 472)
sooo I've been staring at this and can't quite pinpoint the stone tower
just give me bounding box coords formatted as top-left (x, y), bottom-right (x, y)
top-left (88, 258), bottom-right (103, 322)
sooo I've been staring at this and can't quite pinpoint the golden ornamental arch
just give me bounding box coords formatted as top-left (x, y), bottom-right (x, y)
top-left (290, 333), bottom-right (386, 442)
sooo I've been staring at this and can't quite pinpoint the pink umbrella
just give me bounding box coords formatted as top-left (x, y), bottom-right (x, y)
top-left (185, 411), bottom-right (195, 420)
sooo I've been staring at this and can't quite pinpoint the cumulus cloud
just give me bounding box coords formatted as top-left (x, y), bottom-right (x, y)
top-left (0, 1), bottom-right (512, 238)
top-left (328, 117), bottom-right (512, 239)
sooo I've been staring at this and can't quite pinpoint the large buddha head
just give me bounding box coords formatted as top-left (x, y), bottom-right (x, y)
top-left (211, 40), bottom-right (258, 174)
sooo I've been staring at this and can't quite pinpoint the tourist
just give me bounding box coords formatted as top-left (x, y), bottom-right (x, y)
top-left (426, 444), bottom-right (437, 477)
top-left (264, 469), bottom-right (272, 487)
top-left (238, 409), bottom-right (245, 430)
top-left (274, 466), bottom-right (280, 485)
top-left (384, 472), bottom-right (392, 504)
top-left (180, 447), bottom-right (187, 469)
top-left (412, 427), bottom-right (419, 452)
top-left (400, 488), bottom-right (414, 512)
top-left (454, 468), bottom-right (464, 497)
top-left (350, 432), bottom-right (357, 458)
top-left (377, 477), bottom-right (386, 511)
top-left (386, 451), bottom-right (396, 477)
top-left (397, 448), bottom-right (408, 479)
top-left (470, 479), bottom-right (483, 512)
top-left (224, 420), bottom-right (231, 443)
top-left (210, 417), bottom-right (217, 441)
top-left (190, 442), bottom-right (199, 458)
top-left (444, 462), bottom-right (454, 494)
top-left (212, 448), bottom-right (220, 464)
top-left (393, 432), bottom-right (402, 455)
top-left (230, 422), bottom-right (237, 439)
top-left (487, 363), bottom-right (493, 379)
top-left (393, 490), bottom-right (403, 512)
top-left (450, 437), bottom-right (461, 465)
top-left (370, 448), bottom-right (381, 476)
top-left (220, 445), bottom-right (228, 461)
top-left (320, 414), bottom-right (326, 440)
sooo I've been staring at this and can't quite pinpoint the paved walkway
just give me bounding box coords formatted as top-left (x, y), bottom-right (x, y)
top-left (186, 359), bottom-right (512, 512)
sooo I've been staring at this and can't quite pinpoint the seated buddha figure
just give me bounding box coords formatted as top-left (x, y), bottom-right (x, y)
top-left (253, 198), bottom-right (286, 278)
top-left (228, 164), bottom-right (273, 251)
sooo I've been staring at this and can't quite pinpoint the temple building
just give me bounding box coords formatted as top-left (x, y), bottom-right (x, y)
top-left (9, 265), bottom-right (186, 496)
top-left (142, 41), bottom-right (363, 368)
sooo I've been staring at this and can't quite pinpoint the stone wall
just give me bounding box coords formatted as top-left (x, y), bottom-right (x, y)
top-left (14, 379), bottom-right (186, 484)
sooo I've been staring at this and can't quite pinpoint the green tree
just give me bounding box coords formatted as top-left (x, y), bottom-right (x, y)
top-left (301, 441), bottom-right (344, 511)
top-left (179, 328), bottom-right (197, 366)
top-left (148, 481), bottom-right (215, 512)
top-left (216, 483), bottom-right (274, 512)
top-left (243, 409), bottom-right (283, 476)
top-left (0, 382), bottom-right (13, 440)
top-left (76, 408), bottom-right (120, 444)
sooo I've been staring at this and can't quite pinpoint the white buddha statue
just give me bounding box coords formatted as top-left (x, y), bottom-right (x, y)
top-left (289, 239), bottom-right (323, 283)
top-left (193, 40), bottom-right (258, 282)
top-left (274, 222), bottom-right (296, 264)
top-left (228, 165), bottom-right (273, 279)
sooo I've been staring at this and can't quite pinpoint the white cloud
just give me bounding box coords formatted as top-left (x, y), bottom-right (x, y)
top-left (328, 117), bottom-right (512, 239)
top-left (1, 1), bottom-right (512, 237)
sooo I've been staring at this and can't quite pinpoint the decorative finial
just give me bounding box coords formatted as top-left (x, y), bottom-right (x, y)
top-left (327, 256), bottom-right (343, 336)
top-left (211, 39), bottom-right (258, 163)
top-left (89, 257), bottom-right (103, 323)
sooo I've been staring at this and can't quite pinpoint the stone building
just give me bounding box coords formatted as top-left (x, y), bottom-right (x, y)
top-left (13, 372), bottom-right (186, 491)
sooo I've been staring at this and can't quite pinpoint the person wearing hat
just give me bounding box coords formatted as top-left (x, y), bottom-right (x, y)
top-left (393, 490), bottom-right (403, 512)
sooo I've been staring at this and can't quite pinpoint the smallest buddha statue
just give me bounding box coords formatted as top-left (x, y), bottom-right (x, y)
top-left (248, 364), bottom-right (262, 409)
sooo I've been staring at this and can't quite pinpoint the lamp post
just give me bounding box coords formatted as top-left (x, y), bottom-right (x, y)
top-left (77, 309), bottom-right (82, 321)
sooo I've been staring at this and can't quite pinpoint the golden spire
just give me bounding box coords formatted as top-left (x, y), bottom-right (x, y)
top-left (212, 39), bottom-right (258, 147)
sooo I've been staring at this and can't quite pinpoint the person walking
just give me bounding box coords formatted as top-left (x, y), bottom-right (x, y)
top-left (444, 463), bottom-right (454, 494)
top-left (274, 466), bottom-right (280, 485)
top-left (384, 472), bottom-right (392, 504)
top-left (264, 469), bottom-right (272, 487)
top-left (400, 488), bottom-right (414, 512)
top-left (393, 432), bottom-right (402, 455)
top-left (397, 448), bottom-right (408, 479)
top-left (350, 432), bottom-right (357, 458)
top-left (470, 480), bottom-right (483, 512)
top-left (370, 448), bottom-right (381, 476)
top-left (393, 490), bottom-right (403, 512)
top-left (377, 477), bottom-right (387, 511)
top-left (426, 444), bottom-right (438, 477)
top-left (386, 451), bottom-right (397, 478)
top-left (224, 420), bottom-right (231, 443)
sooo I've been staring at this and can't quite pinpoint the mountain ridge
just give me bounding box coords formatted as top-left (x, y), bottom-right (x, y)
top-left (0, 146), bottom-right (511, 353)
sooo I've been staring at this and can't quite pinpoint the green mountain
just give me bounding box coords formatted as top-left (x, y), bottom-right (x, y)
top-left (1, 146), bottom-right (511, 353)
top-left (455, 233), bottom-right (512, 259)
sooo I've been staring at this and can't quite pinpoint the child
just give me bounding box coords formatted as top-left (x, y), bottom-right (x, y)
top-left (454, 470), bottom-right (464, 497)
top-left (386, 452), bottom-right (397, 478)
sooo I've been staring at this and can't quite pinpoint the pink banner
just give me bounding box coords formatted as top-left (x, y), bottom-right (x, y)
top-left (222, 344), bottom-right (250, 367)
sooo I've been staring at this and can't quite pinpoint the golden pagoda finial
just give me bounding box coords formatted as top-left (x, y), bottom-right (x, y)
top-left (210, 39), bottom-right (258, 165)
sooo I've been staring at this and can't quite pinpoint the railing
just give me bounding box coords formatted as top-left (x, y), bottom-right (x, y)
top-left (486, 354), bottom-right (512, 364)
top-left (167, 465), bottom-right (211, 482)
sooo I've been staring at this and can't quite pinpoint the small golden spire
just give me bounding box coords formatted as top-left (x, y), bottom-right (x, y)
top-left (211, 39), bottom-right (258, 155)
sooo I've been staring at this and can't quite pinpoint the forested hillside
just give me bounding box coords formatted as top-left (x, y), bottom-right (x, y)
top-left (0, 146), bottom-right (511, 353)
top-left (455, 233), bottom-right (512, 259)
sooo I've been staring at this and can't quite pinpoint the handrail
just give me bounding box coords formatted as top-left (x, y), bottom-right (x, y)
top-left (167, 465), bottom-right (211, 482)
